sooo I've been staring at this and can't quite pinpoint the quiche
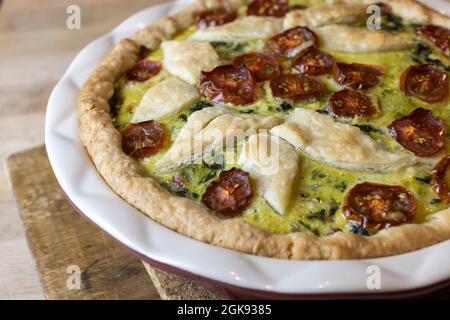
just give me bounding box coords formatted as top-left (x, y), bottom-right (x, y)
top-left (78, 0), bottom-right (450, 259)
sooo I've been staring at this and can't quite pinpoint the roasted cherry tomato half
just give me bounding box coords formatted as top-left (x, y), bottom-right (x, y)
top-left (199, 65), bottom-right (258, 105)
top-left (270, 74), bottom-right (326, 101)
top-left (431, 156), bottom-right (450, 203)
top-left (333, 63), bottom-right (385, 90)
top-left (400, 63), bottom-right (449, 103)
top-left (343, 182), bottom-right (417, 231)
top-left (292, 46), bottom-right (336, 76)
top-left (126, 60), bottom-right (162, 82)
top-left (247, 0), bottom-right (290, 17)
top-left (328, 89), bottom-right (380, 119)
top-left (194, 7), bottom-right (238, 29)
top-left (389, 108), bottom-right (444, 157)
top-left (267, 27), bottom-right (318, 58)
top-left (202, 168), bottom-right (254, 217)
top-left (233, 52), bottom-right (281, 82)
top-left (416, 24), bottom-right (450, 56)
top-left (122, 120), bottom-right (165, 159)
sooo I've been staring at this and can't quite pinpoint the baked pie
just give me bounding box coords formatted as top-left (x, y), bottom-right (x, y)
top-left (78, 0), bottom-right (450, 259)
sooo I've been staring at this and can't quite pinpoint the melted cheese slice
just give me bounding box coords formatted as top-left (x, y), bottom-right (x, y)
top-left (284, 3), bottom-right (368, 29)
top-left (270, 108), bottom-right (416, 173)
top-left (189, 17), bottom-right (283, 42)
top-left (131, 77), bottom-right (199, 123)
top-left (157, 107), bottom-right (282, 170)
top-left (332, 0), bottom-right (450, 28)
top-left (388, 0), bottom-right (450, 28)
top-left (239, 133), bottom-right (299, 214)
top-left (161, 40), bottom-right (221, 85)
top-left (315, 25), bottom-right (414, 53)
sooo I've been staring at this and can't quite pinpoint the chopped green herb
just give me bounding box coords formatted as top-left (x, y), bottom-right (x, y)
top-left (415, 176), bottom-right (431, 185)
top-left (211, 41), bottom-right (248, 60)
top-left (348, 222), bottom-right (368, 236)
top-left (311, 170), bottom-right (327, 179)
top-left (109, 86), bottom-right (123, 121)
top-left (175, 189), bottom-right (189, 197)
top-left (180, 166), bottom-right (197, 183)
top-left (412, 43), bottom-right (450, 72)
top-left (431, 199), bottom-right (442, 205)
top-left (329, 200), bottom-right (339, 216)
top-left (292, 221), bottom-right (319, 236)
top-left (199, 171), bottom-right (218, 184)
top-left (316, 109), bottom-right (329, 115)
top-left (307, 209), bottom-right (326, 222)
top-left (189, 101), bottom-right (213, 114)
top-left (204, 162), bottom-right (225, 171)
top-left (354, 124), bottom-right (382, 134)
top-left (380, 12), bottom-right (404, 32)
top-left (159, 181), bottom-right (189, 198)
top-left (280, 101), bottom-right (293, 112)
top-left (290, 4), bottom-right (307, 10)
top-left (299, 191), bottom-right (310, 198)
top-left (335, 181), bottom-right (347, 193)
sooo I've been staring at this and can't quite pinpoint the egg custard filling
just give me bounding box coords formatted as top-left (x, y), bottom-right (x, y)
top-left (108, 0), bottom-right (450, 238)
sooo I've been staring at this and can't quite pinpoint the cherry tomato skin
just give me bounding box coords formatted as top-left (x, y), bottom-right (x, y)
top-left (333, 63), bottom-right (385, 90)
top-left (202, 168), bottom-right (254, 217)
top-left (292, 47), bottom-right (336, 76)
top-left (270, 74), bottom-right (326, 102)
top-left (416, 24), bottom-right (450, 56)
top-left (121, 120), bottom-right (165, 159)
top-left (233, 52), bottom-right (282, 82)
top-left (126, 60), bottom-right (162, 82)
top-left (389, 108), bottom-right (444, 157)
top-left (400, 64), bottom-right (449, 103)
top-left (343, 183), bottom-right (417, 231)
top-left (199, 65), bottom-right (258, 105)
top-left (247, 0), bottom-right (290, 17)
top-left (268, 27), bottom-right (319, 58)
top-left (328, 89), bottom-right (380, 119)
top-left (195, 8), bottom-right (238, 29)
top-left (431, 156), bottom-right (450, 203)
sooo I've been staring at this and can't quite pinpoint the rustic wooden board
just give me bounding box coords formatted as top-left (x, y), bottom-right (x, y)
top-left (7, 145), bottom-right (227, 300)
top-left (144, 263), bottom-right (232, 300)
top-left (7, 146), bottom-right (159, 300)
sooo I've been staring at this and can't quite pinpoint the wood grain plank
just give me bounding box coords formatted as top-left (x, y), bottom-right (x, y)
top-left (7, 146), bottom-right (160, 300)
top-left (144, 263), bottom-right (231, 300)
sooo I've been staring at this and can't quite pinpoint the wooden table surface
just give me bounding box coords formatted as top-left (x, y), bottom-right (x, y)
top-left (1, 0), bottom-right (449, 300)
top-left (0, 0), bottom-right (167, 300)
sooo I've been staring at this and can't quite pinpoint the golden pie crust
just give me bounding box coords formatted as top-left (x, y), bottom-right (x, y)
top-left (78, 0), bottom-right (450, 260)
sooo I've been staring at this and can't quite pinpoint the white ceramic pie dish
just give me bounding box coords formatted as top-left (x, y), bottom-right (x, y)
top-left (46, 0), bottom-right (450, 298)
